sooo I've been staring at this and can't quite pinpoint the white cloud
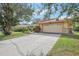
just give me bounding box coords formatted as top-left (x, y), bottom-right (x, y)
top-left (31, 9), bottom-right (47, 19)
top-left (33, 9), bottom-right (47, 16)
top-left (39, 9), bottom-right (48, 15)
top-left (58, 16), bottom-right (66, 20)
top-left (33, 9), bottom-right (40, 15)
top-left (19, 20), bottom-right (27, 25)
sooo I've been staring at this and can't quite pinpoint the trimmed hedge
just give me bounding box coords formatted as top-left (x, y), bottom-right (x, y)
top-left (12, 25), bottom-right (31, 33)
top-left (12, 25), bottom-right (41, 33)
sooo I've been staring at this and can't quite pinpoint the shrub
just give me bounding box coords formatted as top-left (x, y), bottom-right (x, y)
top-left (33, 26), bottom-right (41, 32)
top-left (12, 25), bottom-right (31, 33)
top-left (74, 26), bottom-right (79, 31)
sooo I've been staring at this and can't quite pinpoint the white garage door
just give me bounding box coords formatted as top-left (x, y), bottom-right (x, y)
top-left (43, 23), bottom-right (63, 33)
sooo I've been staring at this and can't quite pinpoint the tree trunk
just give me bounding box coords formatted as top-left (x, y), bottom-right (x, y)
top-left (2, 21), bottom-right (11, 35)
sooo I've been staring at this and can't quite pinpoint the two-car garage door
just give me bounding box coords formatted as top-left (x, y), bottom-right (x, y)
top-left (42, 23), bottom-right (64, 33)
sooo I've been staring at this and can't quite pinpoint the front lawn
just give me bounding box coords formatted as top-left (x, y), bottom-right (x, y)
top-left (0, 32), bottom-right (28, 41)
top-left (48, 32), bottom-right (79, 56)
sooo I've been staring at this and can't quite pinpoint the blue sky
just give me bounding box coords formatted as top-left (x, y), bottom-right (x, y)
top-left (31, 3), bottom-right (66, 20)
top-left (31, 3), bottom-right (44, 19)
top-left (21, 3), bottom-right (67, 25)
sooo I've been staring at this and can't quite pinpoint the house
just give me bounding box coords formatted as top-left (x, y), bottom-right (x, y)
top-left (37, 19), bottom-right (72, 33)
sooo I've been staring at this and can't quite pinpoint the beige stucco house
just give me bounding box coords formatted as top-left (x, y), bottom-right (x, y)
top-left (37, 19), bottom-right (72, 33)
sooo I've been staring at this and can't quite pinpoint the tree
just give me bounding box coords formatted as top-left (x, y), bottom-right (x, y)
top-left (0, 3), bottom-right (33, 35)
top-left (59, 3), bottom-right (79, 33)
top-left (0, 3), bottom-right (14, 35)
top-left (39, 3), bottom-right (79, 33)
top-left (40, 3), bottom-right (58, 20)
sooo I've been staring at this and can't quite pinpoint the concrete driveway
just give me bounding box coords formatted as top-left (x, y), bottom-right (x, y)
top-left (0, 33), bottom-right (61, 56)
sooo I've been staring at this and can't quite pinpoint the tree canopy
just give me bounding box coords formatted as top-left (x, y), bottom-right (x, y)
top-left (0, 3), bottom-right (79, 35)
top-left (0, 3), bottom-right (33, 35)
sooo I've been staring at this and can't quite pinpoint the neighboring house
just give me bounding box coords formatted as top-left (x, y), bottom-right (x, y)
top-left (37, 19), bottom-right (72, 33)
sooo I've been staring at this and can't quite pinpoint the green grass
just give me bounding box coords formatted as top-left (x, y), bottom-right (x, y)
top-left (48, 32), bottom-right (79, 56)
top-left (0, 32), bottom-right (28, 41)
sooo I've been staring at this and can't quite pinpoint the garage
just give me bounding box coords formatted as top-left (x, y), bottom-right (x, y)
top-left (43, 23), bottom-right (63, 33)
top-left (38, 20), bottom-right (72, 33)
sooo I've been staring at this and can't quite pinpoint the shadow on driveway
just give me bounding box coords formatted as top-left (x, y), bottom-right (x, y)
top-left (33, 33), bottom-right (61, 37)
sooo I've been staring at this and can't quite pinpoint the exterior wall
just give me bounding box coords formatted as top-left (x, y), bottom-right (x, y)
top-left (63, 22), bottom-right (72, 33)
top-left (40, 22), bottom-right (64, 33)
top-left (38, 21), bottom-right (72, 33)
top-left (39, 24), bottom-right (43, 32)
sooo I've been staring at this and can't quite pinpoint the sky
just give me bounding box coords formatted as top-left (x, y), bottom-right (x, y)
top-left (21, 3), bottom-right (67, 24)
top-left (31, 3), bottom-right (66, 20)
top-left (31, 3), bottom-right (45, 19)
